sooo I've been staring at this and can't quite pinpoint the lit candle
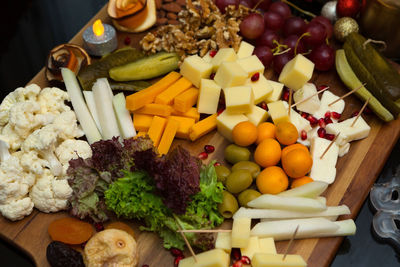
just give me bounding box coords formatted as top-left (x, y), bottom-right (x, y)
top-left (83, 19), bottom-right (117, 57)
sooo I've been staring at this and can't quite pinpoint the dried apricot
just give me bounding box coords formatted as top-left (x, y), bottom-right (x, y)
top-left (106, 221), bottom-right (135, 238)
top-left (48, 217), bottom-right (94, 245)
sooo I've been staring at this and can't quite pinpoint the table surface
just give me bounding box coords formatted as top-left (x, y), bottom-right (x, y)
top-left (1, 0), bottom-right (400, 266)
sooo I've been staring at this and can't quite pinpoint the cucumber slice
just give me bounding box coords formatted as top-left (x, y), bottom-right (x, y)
top-left (335, 49), bottom-right (394, 122)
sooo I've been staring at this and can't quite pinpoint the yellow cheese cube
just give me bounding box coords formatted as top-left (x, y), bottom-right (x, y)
top-left (278, 54), bottom-right (314, 91)
top-left (216, 110), bottom-right (248, 141)
top-left (245, 75), bottom-right (273, 104)
top-left (258, 238), bottom-right (276, 254)
top-left (224, 86), bottom-right (254, 114)
top-left (157, 118), bottom-right (179, 155)
top-left (133, 114), bottom-right (153, 132)
top-left (252, 253), bottom-right (307, 267)
top-left (231, 217), bottom-right (251, 248)
top-left (214, 62), bottom-right (247, 89)
top-left (180, 55), bottom-right (213, 88)
top-left (267, 101), bottom-right (289, 125)
top-left (245, 105), bottom-right (269, 126)
top-left (215, 232), bottom-right (232, 253)
top-left (237, 41), bottom-right (255, 59)
top-left (172, 107), bottom-right (200, 122)
top-left (241, 236), bottom-right (260, 260)
top-left (265, 80), bottom-right (284, 103)
top-left (155, 78), bottom-right (192, 105)
top-left (135, 103), bottom-right (173, 117)
top-left (236, 55), bottom-right (265, 77)
top-left (147, 116), bottom-right (167, 147)
top-left (198, 79), bottom-right (222, 114)
top-left (203, 51), bottom-right (213, 63)
top-left (211, 48), bottom-right (238, 72)
top-left (189, 114), bottom-right (217, 141)
top-left (178, 249), bottom-right (230, 267)
top-left (174, 88), bottom-right (199, 113)
top-left (169, 115), bottom-right (195, 139)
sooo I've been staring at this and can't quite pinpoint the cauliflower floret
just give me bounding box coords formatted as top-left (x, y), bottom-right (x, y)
top-left (55, 139), bottom-right (92, 175)
top-left (17, 150), bottom-right (48, 176)
top-left (29, 169), bottom-right (72, 213)
top-left (1, 124), bottom-right (23, 150)
top-left (38, 87), bottom-right (70, 115)
top-left (0, 197), bottom-right (34, 221)
top-left (53, 111), bottom-right (84, 140)
top-left (8, 101), bottom-right (42, 138)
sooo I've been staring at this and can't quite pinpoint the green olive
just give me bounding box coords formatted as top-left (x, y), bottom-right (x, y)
top-left (214, 165), bottom-right (231, 184)
top-left (232, 161), bottom-right (261, 179)
top-left (224, 144), bottom-right (251, 165)
top-left (238, 189), bottom-right (262, 207)
top-left (225, 169), bottom-right (253, 194)
top-left (218, 191), bottom-right (239, 219)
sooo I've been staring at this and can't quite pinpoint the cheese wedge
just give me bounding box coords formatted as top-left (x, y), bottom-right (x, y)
top-left (267, 101), bottom-right (289, 125)
top-left (312, 90), bottom-right (345, 120)
top-left (215, 232), bottom-right (232, 253)
top-left (231, 217), bottom-right (251, 248)
top-left (224, 86), bottom-right (254, 114)
top-left (214, 61), bottom-right (247, 89)
top-left (197, 79), bottom-right (222, 114)
top-left (245, 75), bottom-right (273, 104)
top-left (252, 253), bottom-right (307, 267)
top-left (216, 110), bottom-right (249, 141)
top-left (237, 41), bottom-right (255, 59)
top-left (178, 249), bottom-right (230, 267)
top-left (293, 83), bottom-right (320, 114)
top-left (236, 55), bottom-right (265, 77)
top-left (325, 116), bottom-right (370, 146)
top-left (265, 80), bottom-right (284, 103)
top-left (309, 137), bottom-right (339, 184)
top-left (211, 48), bottom-right (238, 72)
top-left (245, 105), bottom-right (269, 126)
top-left (180, 55), bottom-right (213, 88)
top-left (278, 54), bottom-right (314, 91)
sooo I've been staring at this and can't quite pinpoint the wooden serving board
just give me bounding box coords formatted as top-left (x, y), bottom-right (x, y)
top-left (1, 4), bottom-right (400, 267)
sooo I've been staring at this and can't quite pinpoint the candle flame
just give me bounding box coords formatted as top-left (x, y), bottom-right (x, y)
top-left (93, 19), bottom-right (104, 37)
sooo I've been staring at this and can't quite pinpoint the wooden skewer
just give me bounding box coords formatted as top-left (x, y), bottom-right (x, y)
top-left (320, 133), bottom-right (340, 160)
top-left (290, 86), bottom-right (329, 108)
top-left (283, 225), bottom-right (299, 261)
top-left (177, 229), bottom-right (232, 233)
top-left (175, 220), bottom-right (198, 262)
top-left (288, 89), bottom-right (293, 117)
top-left (351, 98), bottom-right (370, 127)
top-left (328, 83), bottom-right (366, 106)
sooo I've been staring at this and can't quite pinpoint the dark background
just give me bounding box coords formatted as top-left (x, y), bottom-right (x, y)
top-left (0, 0), bottom-right (399, 266)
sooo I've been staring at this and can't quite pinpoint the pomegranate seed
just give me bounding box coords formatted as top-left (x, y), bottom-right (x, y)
top-left (351, 111), bottom-right (359, 117)
top-left (251, 72), bottom-right (260, 82)
top-left (217, 108), bottom-right (225, 115)
top-left (301, 130), bottom-right (307, 140)
top-left (301, 112), bottom-right (308, 119)
top-left (170, 248), bottom-right (183, 257)
top-left (124, 36), bottom-right (131, 45)
top-left (324, 111), bottom-right (331, 118)
top-left (317, 85), bottom-right (329, 91)
top-left (214, 162), bottom-right (221, 166)
top-left (198, 152), bottom-right (208, 160)
top-left (174, 256), bottom-right (184, 267)
top-left (94, 222), bottom-right (104, 232)
top-left (317, 127), bottom-right (326, 138)
top-left (142, 265), bottom-right (149, 267)
top-left (331, 112), bottom-right (341, 119)
top-left (282, 90), bottom-right (289, 101)
top-left (232, 248), bottom-right (241, 261)
top-left (307, 115), bottom-right (318, 127)
top-left (209, 50), bottom-right (217, 57)
top-left (364, 106), bottom-right (372, 114)
top-left (241, 256), bottom-right (251, 265)
top-left (204, 145), bottom-right (215, 154)
top-left (318, 118), bottom-right (326, 128)
top-left (325, 133), bottom-right (335, 141)
top-left (210, 73), bottom-right (215, 80)
top-left (324, 117), bottom-right (333, 125)
top-left (259, 101), bottom-right (268, 110)
top-left (232, 260), bottom-right (243, 267)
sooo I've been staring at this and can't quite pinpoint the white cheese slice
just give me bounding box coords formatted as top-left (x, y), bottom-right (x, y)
top-left (325, 116), bottom-right (370, 146)
top-left (312, 90), bottom-right (345, 120)
top-left (339, 142), bottom-right (350, 157)
top-left (293, 83), bottom-right (321, 114)
top-left (310, 137), bottom-right (339, 184)
top-left (232, 217), bottom-right (251, 248)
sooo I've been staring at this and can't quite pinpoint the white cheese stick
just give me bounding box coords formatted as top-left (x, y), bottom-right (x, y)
top-left (247, 194), bottom-right (327, 212)
top-left (309, 137), bottom-right (339, 184)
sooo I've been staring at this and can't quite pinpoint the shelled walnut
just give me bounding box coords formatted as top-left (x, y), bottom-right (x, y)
top-left (142, 0), bottom-right (250, 62)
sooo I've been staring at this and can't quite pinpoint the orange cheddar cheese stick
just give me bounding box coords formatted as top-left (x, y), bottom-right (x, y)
top-left (157, 118), bottom-right (179, 155)
top-left (155, 77), bottom-right (192, 105)
top-left (126, 72), bottom-right (181, 111)
top-left (171, 107), bottom-right (200, 122)
top-left (135, 103), bottom-right (173, 117)
top-left (133, 113), bottom-right (153, 132)
top-left (189, 114), bottom-right (217, 141)
top-left (148, 116), bottom-right (167, 147)
top-left (169, 116), bottom-right (195, 140)
top-left (174, 88), bottom-right (199, 113)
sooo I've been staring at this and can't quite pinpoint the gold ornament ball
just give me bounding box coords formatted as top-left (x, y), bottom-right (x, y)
top-left (334, 17), bottom-right (359, 42)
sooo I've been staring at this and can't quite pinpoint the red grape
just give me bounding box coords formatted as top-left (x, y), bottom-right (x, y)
top-left (252, 0), bottom-right (271, 11)
top-left (215, 0), bottom-right (239, 13)
top-left (256, 29), bottom-right (279, 48)
top-left (309, 43), bottom-right (335, 71)
top-left (283, 35), bottom-right (306, 56)
top-left (282, 17), bottom-right (307, 37)
top-left (273, 52), bottom-right (293, 74)
top-left (253, 46), bottom-right (273, 67)
top-left (264, 11), bottom-right (284, 31)
top-left (311, 16), bottom-right (333, 39)
top-left (268, 1), bottom-right (291, 19)
top-left (239, 0), bottom-right (254, 8)
top-left (240, 13), bottom-right (265, 39)
top-left (304, 22), bottom-right (327, 47)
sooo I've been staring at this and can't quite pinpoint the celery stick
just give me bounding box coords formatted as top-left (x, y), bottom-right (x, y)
top-left (61, 68), bottom-right (102, 144)
top-left (92, 78), bottom-right (121, 140)
top-left (83, 91), bottom-right (102, 134)
top-left (113, 93), bottom-right (136, 139)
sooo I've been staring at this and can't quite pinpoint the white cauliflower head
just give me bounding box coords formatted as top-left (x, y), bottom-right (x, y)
top-left (29, 169), bottom-right (72, 213)
top-left (53, 111), bottom-right (84, 140)
top-left (38, 87), bottom-right (70, 115)
top-left (55, 139), bottom-right (92, 176)
top-left (0, 197), bottom-right (34, 221)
